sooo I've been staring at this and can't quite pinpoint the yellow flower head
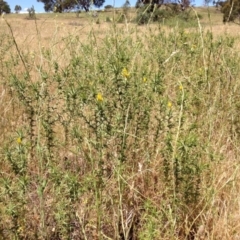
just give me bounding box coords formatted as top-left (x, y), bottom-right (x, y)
top-left (143, 77), bottom-right (147, 82)
top-left (122, 68), bottom-right (130, 79)
top-left (97, 93), bottom-right (103, 102)
top-left (17, 137), bottom-right (22, 145)
top-left (191, 45), bottom-right (197, 52)
top-left (198, 68), bottom-right (204, 76)
top-left (179, 84), bottom-right (183, 91)
top-left (167, 101), bottom-right (172, 109)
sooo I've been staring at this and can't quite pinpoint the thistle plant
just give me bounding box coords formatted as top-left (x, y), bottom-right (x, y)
top-left (1, 12), bottom-right (240, 239)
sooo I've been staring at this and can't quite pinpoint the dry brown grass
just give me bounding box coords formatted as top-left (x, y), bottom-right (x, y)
top-left (1, 8), bottom-right (240, 50)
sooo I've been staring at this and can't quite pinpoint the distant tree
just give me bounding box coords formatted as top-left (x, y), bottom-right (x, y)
top-left (76, 0), bottom-right (105, 11)
top-left (123, 0), bottom-right (131, 8)
top-left (14, 5), bottom-right (22, 13)
top-left (104, 4), bottom-right (114, 9)
top-left (37, 0), bottom-right (105, 13)
top-left (0, 0), bottom-right (11, 14)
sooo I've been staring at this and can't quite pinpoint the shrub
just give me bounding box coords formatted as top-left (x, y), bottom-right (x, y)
top-left (27, 6), bottom-right (36, 19)
top-left (221, 0), bottom-right (240, 23)
top-left (136, 5), bottom-right (199, 25)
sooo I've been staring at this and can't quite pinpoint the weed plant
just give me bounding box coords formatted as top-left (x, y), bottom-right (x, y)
top-left (0, 14), bottom-right (240, 239)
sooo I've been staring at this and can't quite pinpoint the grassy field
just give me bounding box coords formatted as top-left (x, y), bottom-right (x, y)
top-left (1, 7), bottom-right (240, 239)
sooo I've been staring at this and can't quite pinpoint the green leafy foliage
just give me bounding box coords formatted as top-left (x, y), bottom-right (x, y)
top-left (37, 0), bottom-right (105, 12)
top-left (0, 0), bottom-right (11, 14)
top-left (136, 4), bottom-right (198, 25)
top-left (221, 0), bottom-right (240, 22)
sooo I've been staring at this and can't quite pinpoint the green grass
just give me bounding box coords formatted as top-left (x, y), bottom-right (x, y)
top-left (1, 9), bottom-right (240, 239)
